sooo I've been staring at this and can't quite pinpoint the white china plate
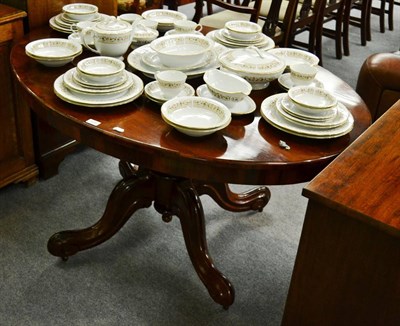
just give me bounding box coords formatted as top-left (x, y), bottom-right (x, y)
top-left (145, 81), bottom-right (195, 103)
top-left (141, 50), bottom-right (215, 71)
top-left (49, 16), bottom-right (71, 33)
top-left (276, 96), bottom-right (350, 129)
top-left (267, 48), bottom-right (320, 68)
top-left (281, 95), bottom-right (337, 121)
top-left (63, 68), bottom-right (133, 94)
top-left (127, 44), bottom-right (221, 79)
top-left (196, 84), bottom-right (256, 115)
top-left (221, 28), bottom-right (262, 43)
top-left (278, 73), bottom-right (324, 90)
top-left (54, 72), bottom-right (144, 107)
top-left (261, 94), bottom-right (354, 139)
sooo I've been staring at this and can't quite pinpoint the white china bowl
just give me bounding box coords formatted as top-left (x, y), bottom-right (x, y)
top-left (142, 9), bottom-right (187, 32)
top-left (289, 63), bottom-right (317, 85)
top-left (25, 38), bottom-right (82, 67)
top-left (62, 3), bottom-right (98, 21)
top-left (288, 86), bottom-right (337, 110)
top-left (281, 95), bottom-right (337, 120)
top-left (161, 96), bottom-right (232, 136)
top-left (267, 48), bottom-right (320, 70)
top-left (132, 26), bottom-right (159, 45)
top-left (76, 56), bottom-right (125, 85)
top-left (218, 47), bottom-right (285, 90)
top-left (150, 34), bottom-right (214, 68)
top-left (203, 69), bottom-right (252, 103)
top-left (224, 20), bottom-right (261, 40)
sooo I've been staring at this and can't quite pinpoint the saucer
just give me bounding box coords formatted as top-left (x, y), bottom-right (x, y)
top-left (278, 73), bottom-right (324, 90)
top-left (145, 81), bottom-right (195, 104)
top-left (196, 84), bottom-right (256, 115)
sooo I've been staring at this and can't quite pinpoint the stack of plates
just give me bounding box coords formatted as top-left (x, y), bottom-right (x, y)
top-left (49, 12), bottom-right (107, 34)
top-left (141, 9), bottom-right (187, 32)
top-left (127, 42), bottom-right (225, 79)
top-left (260, 86), bottom-right (354, 139)
top-left (206, 29), bottom-right (275, 50)
top-left (53, 67), bottom-right (144, 107)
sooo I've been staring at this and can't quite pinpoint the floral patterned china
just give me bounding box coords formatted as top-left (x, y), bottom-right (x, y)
top-left (267, 48), bottom-right (320, 69)
top-left (278, 73), bottom-right (324, 90)
top-left (145, 81), bottom-right (195, 104)
top-left (141, 9), bottom-right (187, 32)
top-left (288, 86), bottom-right (337, 110)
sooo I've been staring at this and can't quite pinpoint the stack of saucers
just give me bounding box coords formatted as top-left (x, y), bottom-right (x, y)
top-left (49, 3), bottom-right (107, 34)
top-left (53, 56), bottom-right (144, 107)
top-left (207, 20), bottom-right (275, 50)
top-left (260, 86), bottom-right (354, 139)
top-left (161, 96), bottom-right (232, 137)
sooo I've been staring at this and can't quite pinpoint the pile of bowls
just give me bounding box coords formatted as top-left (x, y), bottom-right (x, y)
top-left (25, 38), bottom-right (82, 67)
top-left (218, 47), bottom-right (285, 89)
top-left (150, 34), bottom-right (214, 69)
top-left (161, 96), bottom-right (232, 137)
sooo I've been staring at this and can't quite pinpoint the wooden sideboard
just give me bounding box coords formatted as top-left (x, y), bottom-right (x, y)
top-left (0, 4), bottom-right (38, 188)
top-left (282, 100), bottom-right (400, 325)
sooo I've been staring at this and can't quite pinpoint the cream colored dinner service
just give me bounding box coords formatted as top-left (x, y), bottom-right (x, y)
top-left (53, 56), bottom-right (144, 107)
top-left (260, 86), bottom-right (354, 139)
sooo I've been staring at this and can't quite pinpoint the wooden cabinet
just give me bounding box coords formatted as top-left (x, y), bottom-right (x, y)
top-left (282, 100), bottom-right (400, 325)
top-left (0, 4), bottom-right (38, 188)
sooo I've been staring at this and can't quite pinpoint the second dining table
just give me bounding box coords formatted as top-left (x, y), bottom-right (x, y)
top-left (11, 26), bottom-right (371, 309)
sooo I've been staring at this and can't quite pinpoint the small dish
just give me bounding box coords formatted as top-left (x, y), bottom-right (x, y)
top-left (145, 81), bottom-right (195, 103)
top-left (142, 9), bottom-right (187, 32)
top-left (25, 38), bottom-right (82, 67)
top-left (76, 56), bottom-right (125, 85)
top-left (278, 73), bottom-right (324, 90)
top-left (161, 96), bottom-right (231, 130)
top-left (62, 3), bottom-right (98, 21)
top-left (267, 48), bottom-right (319, 69)
top-left (288, 86), bottom-right (337, 110)
top-left (196, 84), bottom-right (256, 115)
top-left (224, 21), bottom-right (261, 40)
top-left (281, 95), bottom-right (337, 121)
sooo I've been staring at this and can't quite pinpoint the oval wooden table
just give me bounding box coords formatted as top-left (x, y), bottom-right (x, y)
top-left (11, 27), bottom-right (371, 309)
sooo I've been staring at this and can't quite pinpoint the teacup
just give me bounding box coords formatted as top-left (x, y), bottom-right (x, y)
top-left (155, 70), bottom-right (187, 99)
top-left (173, 20), bottom-right (202, 34)
top-left (81, 19), bottom-right (133, 58)
top-left (290, 63), bottom-right (318, 85)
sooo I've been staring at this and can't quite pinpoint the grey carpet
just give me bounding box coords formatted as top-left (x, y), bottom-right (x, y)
top-left (1, 3), bottom-right (399, 325)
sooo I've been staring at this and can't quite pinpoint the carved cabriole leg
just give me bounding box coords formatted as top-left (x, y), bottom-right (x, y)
top-left (153, 177), bottom-right (234, 309)
top-left (47, 170), bottom-right (154, 259)
top-left (194, 182), bottom-right (271, 213)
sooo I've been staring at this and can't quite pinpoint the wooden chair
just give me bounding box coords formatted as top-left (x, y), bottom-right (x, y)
top-left (320, 0), bottom-right (348, 59)
top-left (193, 0), bottom-right (263, 28)
top-left (370, 0), bottom-right (395, 32)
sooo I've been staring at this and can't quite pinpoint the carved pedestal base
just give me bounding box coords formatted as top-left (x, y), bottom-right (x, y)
top-left (48, 162), bottom-right (270, 308)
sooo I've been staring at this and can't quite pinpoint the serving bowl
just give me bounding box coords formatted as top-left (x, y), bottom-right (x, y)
top-left (218, 47), bottom-right (285, 89)
top-left (203, 69), bottom-right (252, 103)
top-left (25, 38), bottom-right (82, 67)
top-left (150, 34), bottom-right (214, 68)
top-left (142, 9), bottom-right (187, 32)
top-left (76, 56), bottom-right (125, 85)
top-left (267, 48), bottom-right (319, 70)
top-left (224, 20), bottom-right (261, 40)
top-left (161, 96), bottom-right (231, 136)
top-left (62, 3), bottom-right (98, 21)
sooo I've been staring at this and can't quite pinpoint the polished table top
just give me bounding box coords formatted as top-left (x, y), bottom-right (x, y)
top-left (11, 26), bottom-right (371, 309)
top-left (11, 27), bottom-right (371, 186)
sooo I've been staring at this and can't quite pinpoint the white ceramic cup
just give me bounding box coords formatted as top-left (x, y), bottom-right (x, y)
top-left (81, 19), bottom-right (133, 58)
top-left (173, 20), bottom-right (202, 34)
top-left (289, 63), bottom-right (318, 85)
top-left (155, 70), bottom-right (187, 99)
